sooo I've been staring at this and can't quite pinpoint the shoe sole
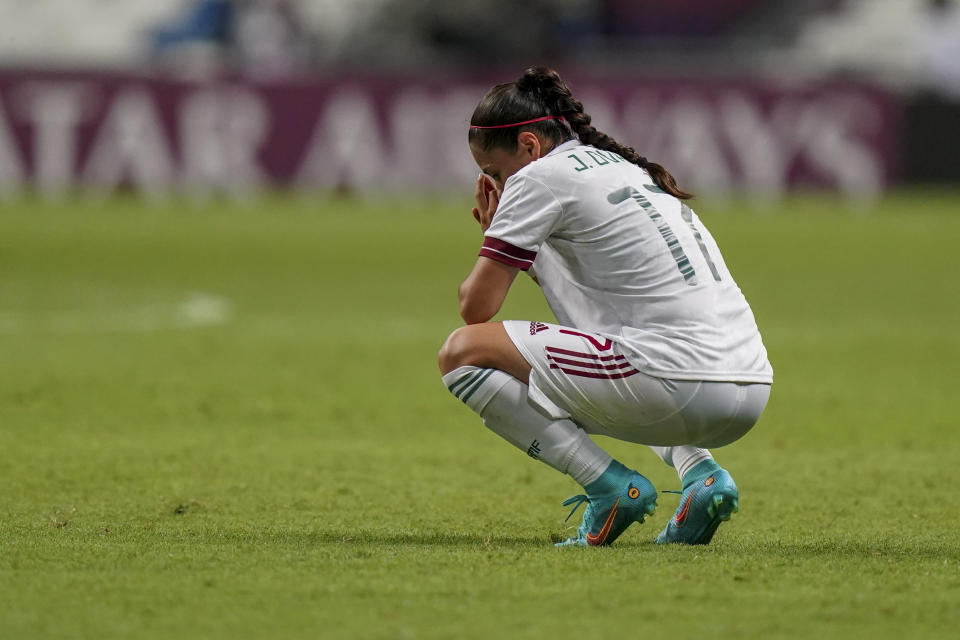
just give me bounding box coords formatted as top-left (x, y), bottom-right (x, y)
top-left (692, 492), bottom-right (739, 545)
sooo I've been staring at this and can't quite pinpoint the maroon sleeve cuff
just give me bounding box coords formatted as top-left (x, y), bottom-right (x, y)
top-left (479, 237), bottom-right (537, 271)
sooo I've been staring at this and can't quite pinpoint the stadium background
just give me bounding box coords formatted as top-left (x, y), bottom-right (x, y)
top-left (1, 2), bottom-right (957, 639)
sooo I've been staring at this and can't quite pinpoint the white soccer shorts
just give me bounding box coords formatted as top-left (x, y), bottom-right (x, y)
top-left (502, 320), bottom-right (770, 448)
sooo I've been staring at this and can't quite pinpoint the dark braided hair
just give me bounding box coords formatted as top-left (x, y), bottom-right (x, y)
top-left (469, 67), bottom-right (692, 200)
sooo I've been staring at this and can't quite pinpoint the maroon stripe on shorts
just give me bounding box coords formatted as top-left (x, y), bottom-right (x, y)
top-left (545, 346), bottom-right (625, 362)
top-left (549, 364), bottom-right (640, 380)
top-left (558, 329), bottom-right (614, 351)
top-left (547, 355), bottom-right (635, 371)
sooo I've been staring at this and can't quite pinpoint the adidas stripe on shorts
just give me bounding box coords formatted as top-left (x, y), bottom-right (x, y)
top-left (502, 320), bottom-right (770, 448)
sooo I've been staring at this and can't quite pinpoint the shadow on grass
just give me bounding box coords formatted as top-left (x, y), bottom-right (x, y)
top-left (160, 524), bottom-right (667, 550)
top-left (303, 530), bottom-right (550, 549)
top-left (249, 530), bottom-right (956, 558)
top-left (282, 534), bottom-right (959, 559)
top-left (124, 521), bottom-right (960, 558)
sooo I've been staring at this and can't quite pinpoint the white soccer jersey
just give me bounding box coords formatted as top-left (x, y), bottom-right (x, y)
top-left (480, 140), bottom-right (773, 384)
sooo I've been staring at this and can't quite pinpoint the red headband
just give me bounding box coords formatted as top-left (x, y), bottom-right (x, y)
top-left (469, 115), bottom-right (565, 130)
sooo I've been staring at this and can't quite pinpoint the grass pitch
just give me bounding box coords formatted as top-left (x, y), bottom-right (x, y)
top-left (1, 192), bottom-right (958, 639)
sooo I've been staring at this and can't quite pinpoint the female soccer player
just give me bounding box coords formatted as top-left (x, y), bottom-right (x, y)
top-left (438, 67), bottom-right (772, 547)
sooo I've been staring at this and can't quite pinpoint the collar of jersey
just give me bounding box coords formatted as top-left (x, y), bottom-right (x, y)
top-left (544, 139), bottom-right (582, 158)
top-left (504, 140), bottom-right (583, 190)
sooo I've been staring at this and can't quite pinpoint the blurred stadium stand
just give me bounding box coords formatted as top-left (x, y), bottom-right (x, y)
top-left (1, 0), bottom-right (947, 82)
top-left (0, 0), bottom-right (956, 198)
top-left (774, 0), bottom-right (960, 92)
top-left (0, 1), bottom-right (179, 68)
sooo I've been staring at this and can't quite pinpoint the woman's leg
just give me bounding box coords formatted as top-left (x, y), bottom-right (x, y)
top-left (438, 321), bottom-right (658, 546)
top-left (650, 383), bottom-right (771, 545)
top-left (438, 322), bottom-right (530, 381)
top-left (649, 445), bottom-right (714, 481)
top-left (649, 381), bottom-right (771, 486)
top-left (438, 322), bottom-right (615, 489)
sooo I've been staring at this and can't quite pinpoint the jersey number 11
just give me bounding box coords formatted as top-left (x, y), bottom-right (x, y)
top-left (607, 186), bottom-right (722, 286)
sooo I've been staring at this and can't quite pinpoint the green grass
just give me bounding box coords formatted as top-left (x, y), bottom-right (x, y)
top-left (1, 191), bottom-right (958, 639)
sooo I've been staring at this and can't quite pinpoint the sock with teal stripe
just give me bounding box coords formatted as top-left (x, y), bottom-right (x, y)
top-left (444, 365), bottom-right (508, 411)
top-left (442, 365), bottom-right (613, 487)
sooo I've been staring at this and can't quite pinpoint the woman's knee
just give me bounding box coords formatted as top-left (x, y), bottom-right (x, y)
top-left (438, 322), bottom-right (530, 381)
top-left (438, 326), bottom-right (477, 374)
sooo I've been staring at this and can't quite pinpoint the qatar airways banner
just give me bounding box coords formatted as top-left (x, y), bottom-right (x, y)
top-left (0, 70), bottom-right (899, 199)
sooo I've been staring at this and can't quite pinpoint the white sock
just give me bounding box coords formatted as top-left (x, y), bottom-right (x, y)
top-left (649, 445), bottom-right (713, 481)
top-left (443, 365), bottom-right (612, 487)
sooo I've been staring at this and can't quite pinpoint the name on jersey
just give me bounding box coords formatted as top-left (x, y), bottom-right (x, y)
top-left (567, 150), bottom-right (624, 172)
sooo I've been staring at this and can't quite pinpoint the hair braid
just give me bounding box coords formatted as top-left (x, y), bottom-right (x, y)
top-left (518, 67), bottom-right (693, 200)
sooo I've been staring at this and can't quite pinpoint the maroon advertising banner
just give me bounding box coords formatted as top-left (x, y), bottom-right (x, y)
top-left (0, 70), bottom-right (901, 199)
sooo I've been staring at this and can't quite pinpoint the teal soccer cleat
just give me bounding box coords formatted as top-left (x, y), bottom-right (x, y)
top-left (654, 468), bottom-right (739, 545)
top-left (555, 471), bottom-right (658, 547)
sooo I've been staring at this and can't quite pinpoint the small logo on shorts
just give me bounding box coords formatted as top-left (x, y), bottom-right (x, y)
top-left (628, 486), bottom-right (640, 499)
top-left (526, 440), bottom-right (542, 459)
top-left (704, 476), bottom-right (715, 487)
top-left (529, 322), bottom-right (550, 335)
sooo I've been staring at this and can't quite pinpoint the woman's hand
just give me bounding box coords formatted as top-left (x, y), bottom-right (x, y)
top-left (472, 173), bottom-right (500, 232)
